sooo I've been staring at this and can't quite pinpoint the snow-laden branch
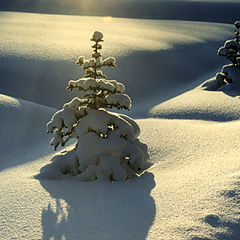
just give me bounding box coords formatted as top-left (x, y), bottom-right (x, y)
top-left (67, 78), bottom-right (125, 93)
top-left (105, 93), bottom-right (131, 110)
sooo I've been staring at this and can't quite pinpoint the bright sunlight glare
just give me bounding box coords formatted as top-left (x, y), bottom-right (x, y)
top-left (102, 16), bottom-right (113, 22)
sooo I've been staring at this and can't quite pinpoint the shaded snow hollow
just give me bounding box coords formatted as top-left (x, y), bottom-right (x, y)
top-left (1, 10), bottom-right (240, 240)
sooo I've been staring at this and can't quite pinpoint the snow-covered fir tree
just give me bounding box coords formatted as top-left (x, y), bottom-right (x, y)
top-left (213, 21), bottom-right (240, 89)
top-left (44, 31), bottom-right (149, 181)
top-left (218, 21), bottom-right (240, 68)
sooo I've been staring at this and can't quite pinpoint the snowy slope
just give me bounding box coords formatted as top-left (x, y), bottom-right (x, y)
top-left (0, 11), bottom-right (233, 113)
top-left (141, 118), bottom-right (240, 240)
top-left (0, 94), bottom-right (55, 171)
top-left (1, 107), bottom-right (240, 240)
top-left (150, 82), bottom-right (240, 121)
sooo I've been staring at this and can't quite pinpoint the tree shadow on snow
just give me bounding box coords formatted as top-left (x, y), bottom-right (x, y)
top-left (39, 172), bottom-right (156, 240)
top-left (192, 217), bottom-right (240, 240)
top-left (219, 84), bottom-right (240, 100)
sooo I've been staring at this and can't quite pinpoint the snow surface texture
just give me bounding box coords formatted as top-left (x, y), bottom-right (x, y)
top-left (1, 97), bottom-right (240, 239)
top-left (2, 6), bottom-right (240, 240)
top-left (0, 94), bottom-right (55, 171)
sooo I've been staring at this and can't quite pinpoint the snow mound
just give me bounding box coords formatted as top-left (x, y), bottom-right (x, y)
top-left (40, 108), bottom-right (149, 181)
top-left (149, 83), bottom-right (240, 121)
top-left (0, 94), bottom-right (55, 171)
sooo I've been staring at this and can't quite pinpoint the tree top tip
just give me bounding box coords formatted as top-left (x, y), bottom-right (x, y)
top-left (91, 31), bottom-right (104, 42)
top-left (234, 21), bottom-right (240, 29)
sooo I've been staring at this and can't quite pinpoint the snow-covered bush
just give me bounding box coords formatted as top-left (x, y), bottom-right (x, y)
top-left (202, 21), bottom-right (240, 91)
top-left (208, 21), bottom-right (240, 90)
top-left (218, 21), bottom-right (240, 68)
top-left (43, 31), bottom-right (149, 181)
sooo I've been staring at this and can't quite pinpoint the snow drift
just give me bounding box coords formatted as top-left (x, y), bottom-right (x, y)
top-left (0, 94), bottom-right (55, 171)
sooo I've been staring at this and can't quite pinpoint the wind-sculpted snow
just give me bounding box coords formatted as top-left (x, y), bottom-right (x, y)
top-left (150, 84), bottom-right (240, 121)
top-left (0, 94), bottom-right (55, 171)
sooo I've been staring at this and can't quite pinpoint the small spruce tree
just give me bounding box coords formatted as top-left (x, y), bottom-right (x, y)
top-left (43, 31), bottom-right (149, 181)
top-left (218, 21), bottom-right (240, 68)
top-left (215, 21), bottom-right (240, 87)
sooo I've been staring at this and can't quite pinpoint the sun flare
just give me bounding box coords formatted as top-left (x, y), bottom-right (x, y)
top-left (102, 16), bottom-right (113, 22)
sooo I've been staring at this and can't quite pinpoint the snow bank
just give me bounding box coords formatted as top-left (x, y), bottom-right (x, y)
top-left (42, 109), bottom-right (149, 181)
top-left (0, 94), bottom-right (55, 171)
top-left (150, 84), bottom-right (240, 121)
